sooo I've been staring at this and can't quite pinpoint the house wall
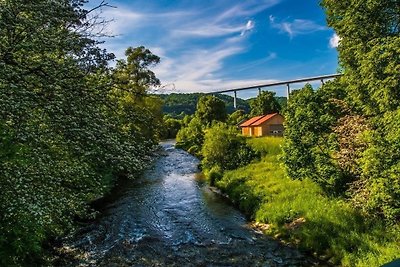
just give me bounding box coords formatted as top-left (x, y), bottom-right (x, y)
top-left (254, 127), bottom-right (262, 137)
top-left (260, 115), bottom-right (285, 136)
top-left (241, 114), bottom-right (285, 137)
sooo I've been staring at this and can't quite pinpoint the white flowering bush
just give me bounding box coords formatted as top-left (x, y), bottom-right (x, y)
top-left (0, 0), bottom-right (162, 265)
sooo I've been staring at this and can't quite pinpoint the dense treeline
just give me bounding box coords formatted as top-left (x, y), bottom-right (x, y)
top-left (283, 0), bottom-right (400, 222)
top-left (0, 0), bottom-right (162, 265)
top-left (158, 92), bottom-right (287, 118)
top-left (158, 93), bottom-right (250, 117)
top-left (175, 94), bottom-right (264, 171)
top-left (162, 92), bottom-right (285, 140)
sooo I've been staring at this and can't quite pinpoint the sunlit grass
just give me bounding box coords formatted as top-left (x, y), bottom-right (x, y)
top-left (216, 137), bottom-right (400, 266)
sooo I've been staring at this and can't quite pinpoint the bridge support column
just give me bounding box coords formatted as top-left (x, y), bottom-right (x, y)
top-left (258, 87), bottom-right (262, 95)
top-left (286, 84), bottom-right (290, 100)
top-left (321, 79), bottom-right (325, 86)
top-left (233, 91), bottom-right (237, 109)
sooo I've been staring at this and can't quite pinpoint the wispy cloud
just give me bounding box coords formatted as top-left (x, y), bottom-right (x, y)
top-left (95, 0), bottom-right (283, 93)
top-left (216, 0), bottom-right (281, 22)
top-left (329, 33), bottom-right (340, 48)
top-left (173, 20), bottom-right (254, 38)
top-left (234, 52), bottom-right (277, 72)
top-left (269, 15), bottom-right (326, 38)
top-left (153, 42), bottom-right (245, 92)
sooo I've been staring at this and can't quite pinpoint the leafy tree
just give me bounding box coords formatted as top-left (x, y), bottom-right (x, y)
top-left (322, 0), bottom-right (400, 115)
top-left (351, 110), bottom-right (400, 221)
top-left (201, 123), bottom-right (259, 172)
top-left (158, 93), bottom-right (250, 117)
top-left (111, 46), bottom-right (163, 141)
top-left (161, 115), bottom-right (182, 139)
top-left (320, 0), bottom-right (400, 221)
top-left (176, 117), bottom-right (204, 156)
top-left (0, 1), bottom-right (162, 265)
top-left (250, 91), bottom-right (281, 116)
top-left (195, 95), bottom-right (227, 125)
top-left (282, 83), bottom-right (348, 194)
top-left (227, 109), bottom-right (247, 125)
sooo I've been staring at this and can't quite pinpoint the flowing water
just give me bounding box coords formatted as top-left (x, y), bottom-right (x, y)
top-left (57, 141), bottom-right (323, 266)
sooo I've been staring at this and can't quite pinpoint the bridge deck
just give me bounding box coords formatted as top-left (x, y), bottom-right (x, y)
top-left (207, 73), bottom-right (342, 108)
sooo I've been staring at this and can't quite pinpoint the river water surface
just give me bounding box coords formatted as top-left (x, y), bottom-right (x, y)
top-left (58, 141), bottom-right (322, 266)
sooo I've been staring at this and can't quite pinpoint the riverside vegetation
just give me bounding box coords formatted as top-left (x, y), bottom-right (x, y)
top-left (177, 104), bottom-right (399, 266)
top-left (176, 0), bottom-right (400, 265)
top-left (0, 1), bottom-right (164, 265)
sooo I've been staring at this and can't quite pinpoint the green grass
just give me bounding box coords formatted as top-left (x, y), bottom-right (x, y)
top-left (215, 137), bottom-right (400, 266)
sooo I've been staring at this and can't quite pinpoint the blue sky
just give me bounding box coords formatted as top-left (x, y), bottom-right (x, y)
top-left (92, 0), bottom-right (339, 97)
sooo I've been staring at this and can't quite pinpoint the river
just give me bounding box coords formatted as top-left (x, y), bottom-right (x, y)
top-left (56, 141), bottom-right (323, 266)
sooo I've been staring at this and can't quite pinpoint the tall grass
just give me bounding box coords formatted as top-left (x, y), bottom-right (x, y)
top-left (216, 137), bottom-right (400, 266)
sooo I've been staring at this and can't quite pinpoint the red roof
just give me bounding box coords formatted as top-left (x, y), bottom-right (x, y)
top-left (251, 113), bottom-right (279, 126)
top-left (239, 115), bottom-right (264, 127)
top-left (240, 113), bottom-right (280, 127)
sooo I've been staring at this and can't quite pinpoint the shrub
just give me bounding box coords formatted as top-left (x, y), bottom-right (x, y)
top-left (201, 123), bottom-right (259, 171)
top-left (176, 117), bottom-right (205, 156)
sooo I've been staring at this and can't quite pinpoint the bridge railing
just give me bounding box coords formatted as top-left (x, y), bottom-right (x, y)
top-left (207, 73), bottom-right (343, 108)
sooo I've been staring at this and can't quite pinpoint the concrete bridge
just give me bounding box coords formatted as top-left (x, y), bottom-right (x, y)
top-left (208, 73), bottom-right (343, 108)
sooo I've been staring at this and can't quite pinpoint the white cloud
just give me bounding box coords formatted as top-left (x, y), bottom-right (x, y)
top-left (95, 1), bottom-right (283, 93)
top-left (153, 43), bottom-right (245, 91)
top-left (216, 0), bottom-right (281, 22)
top-left (240, 20), bottom-right (255, 36)
top-left (329, 33), bottom-right (340, 48)
top-left (269, 15), bottom-right (326, 38)
top-left (173, 23), bottom-right (249, 38)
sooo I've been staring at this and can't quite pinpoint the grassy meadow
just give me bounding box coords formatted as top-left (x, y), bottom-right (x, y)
top-left (215, 137), bottom-right (399, 266)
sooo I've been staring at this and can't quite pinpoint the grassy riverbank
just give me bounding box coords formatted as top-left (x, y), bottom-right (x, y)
top-left (214, 137), bottom-right (399, 266)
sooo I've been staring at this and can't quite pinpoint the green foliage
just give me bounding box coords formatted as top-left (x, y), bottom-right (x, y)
top-left (161, 115), bottom-right (182, 139)
top-left (201, 123), bottom-right (259, 172)
top-left (176, 96), bottom-right (232, 156)
top-left (227, 109), bottom-right (247, 125)
top-left (205, 166), bottom-right (223, 186)
top-left (247, 136), bottom-right (283, 157)
top-left (157, 93), bottom-right (250, 117)
top-left (352, 110), bottom-right (400, 221)
top-left (322, 0), bottom-right (400, 115)
top-left (249, 91), bottom-right (281, 116)
top-left (0, 1), bottom-right (162, 265)
top-left (176, 117), bottom-right (204, 156)
top-left (281, 0), bottom-right (400, 222)
top-left (195, 95), bottom-right (227, 126)
top-left (282, 83), bottom-right (347, 194)
top-left (216, 137), bottom-right (399, 266)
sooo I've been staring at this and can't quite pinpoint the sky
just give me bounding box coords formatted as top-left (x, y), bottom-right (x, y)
top-left (90, 0), bottom-right (339, 97)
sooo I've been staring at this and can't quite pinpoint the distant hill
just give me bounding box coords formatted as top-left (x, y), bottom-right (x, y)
top-left (156, 93), bottom-right (250, 117)
top-left (156, 93), bottom-right (287, 118)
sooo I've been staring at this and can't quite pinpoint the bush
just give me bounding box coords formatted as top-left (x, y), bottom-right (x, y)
top-left (216, 143), bottom-right (400, 266)
top-left (201, 123), bottom-right (259, 171)
top-left (206, 166), bottom-right (223, 186)
top-left (176, 117), bottom-right (204, 156)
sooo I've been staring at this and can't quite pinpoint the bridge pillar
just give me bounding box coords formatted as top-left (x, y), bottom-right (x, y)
top-left (258, 87), bottom-right (262, 95)
top-left (286, 84), bottom-right (290, 100)
top-left (321, 79), bottom-right (325, 85)
top-left (233, 91), bottom-right (237, 109)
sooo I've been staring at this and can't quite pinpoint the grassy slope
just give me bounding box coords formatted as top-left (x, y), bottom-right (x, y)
top-left (215, 137), bottom-right (399, 266)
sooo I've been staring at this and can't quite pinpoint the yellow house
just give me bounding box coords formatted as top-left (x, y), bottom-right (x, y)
top-left (240, 113), bottom-right (284, 137)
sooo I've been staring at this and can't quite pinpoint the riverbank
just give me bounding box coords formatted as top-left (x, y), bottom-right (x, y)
top-left (53, 142), bottom-right (322, 266)
top-left (212, 137), bottom-right (399, 266)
